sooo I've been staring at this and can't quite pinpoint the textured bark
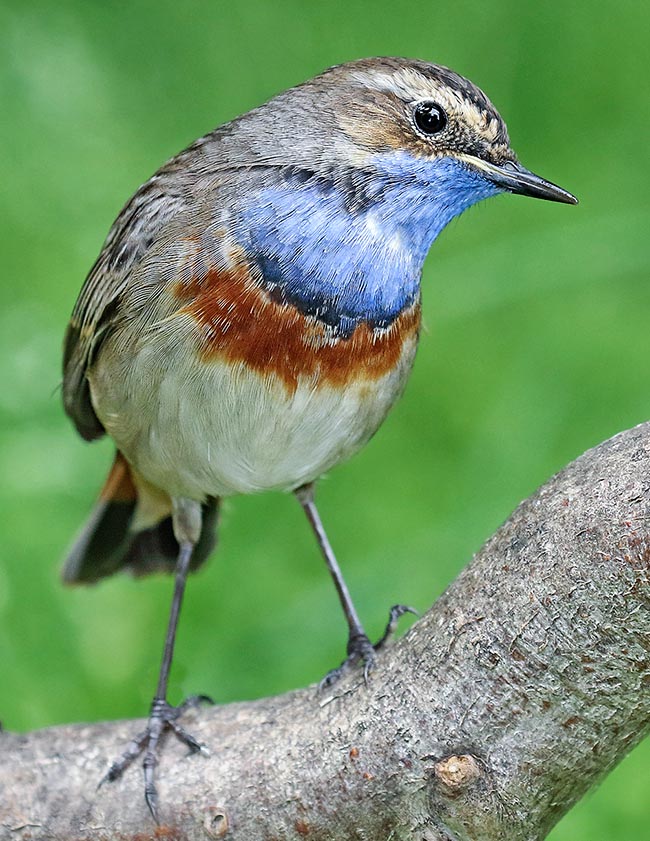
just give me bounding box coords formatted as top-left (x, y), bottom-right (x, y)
top-left (2, 422), bottom-right (650, 841)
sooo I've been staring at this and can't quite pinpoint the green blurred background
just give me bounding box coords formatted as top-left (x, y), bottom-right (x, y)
top-left (1, 0), bottom-right (648, 836)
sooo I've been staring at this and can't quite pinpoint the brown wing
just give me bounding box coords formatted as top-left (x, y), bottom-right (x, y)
top-left (62, 175), bottom-right (189, 440)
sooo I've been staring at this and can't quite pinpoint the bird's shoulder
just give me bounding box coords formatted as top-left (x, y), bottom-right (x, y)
top-left (62, 161), bottom-right (195, 439)
top-left (62, 129), bottom-right (242, 439)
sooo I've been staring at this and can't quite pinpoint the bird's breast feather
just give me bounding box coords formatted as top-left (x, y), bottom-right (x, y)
top-left (172, 259), bottom-right (421, 395)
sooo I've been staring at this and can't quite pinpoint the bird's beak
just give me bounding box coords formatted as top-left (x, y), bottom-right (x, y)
top-left (459, 155), bottom-right (578, 205)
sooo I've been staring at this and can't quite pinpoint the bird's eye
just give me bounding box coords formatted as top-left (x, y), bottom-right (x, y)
top-left (413, 101), bottom-right (448, 135)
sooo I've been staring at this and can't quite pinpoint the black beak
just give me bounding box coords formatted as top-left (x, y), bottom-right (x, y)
top-left (486, 160), bottom-right (578, 204)
top-left (460, 155), bottom-right (578, 205)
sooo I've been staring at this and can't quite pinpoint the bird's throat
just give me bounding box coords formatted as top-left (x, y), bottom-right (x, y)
top-left (236, 156), bottom-right (497, 333)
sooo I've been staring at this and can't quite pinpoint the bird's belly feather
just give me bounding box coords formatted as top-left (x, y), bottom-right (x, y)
top-left (89, 305), bottom-right (420, 499)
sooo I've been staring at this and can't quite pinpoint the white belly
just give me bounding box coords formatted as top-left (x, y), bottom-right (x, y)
top-left (89, 332), bottom-right (417, 499)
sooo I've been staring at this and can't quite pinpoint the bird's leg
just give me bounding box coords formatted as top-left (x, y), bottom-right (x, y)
top-left (99, 498), bottom-right (212, 823)
top-left (295, 483), bottom-right (416, 689)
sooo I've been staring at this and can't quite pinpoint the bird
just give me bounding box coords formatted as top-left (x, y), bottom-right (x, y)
top-left (61, 56), bottom-right (577, 820)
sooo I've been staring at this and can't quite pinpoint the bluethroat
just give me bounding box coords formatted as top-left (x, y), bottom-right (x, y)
top-left (62, 57), bottom-right (577, 819)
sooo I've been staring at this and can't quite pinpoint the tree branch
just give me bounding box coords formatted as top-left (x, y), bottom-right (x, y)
top-left (2, 423), bottom-right (650, 841)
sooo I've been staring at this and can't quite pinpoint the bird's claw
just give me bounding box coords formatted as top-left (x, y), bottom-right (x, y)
top-left (319, 637), bottom-right (375, 690)
top-left (319, 604), bottom-right (418, 690)
top-left (374, 604), bottom-right (419, 651)
top-left (98, 694), bottom-right (213, 823)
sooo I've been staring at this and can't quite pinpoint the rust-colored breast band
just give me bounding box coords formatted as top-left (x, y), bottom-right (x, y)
top-left (174, 264), bottom-right (421, 393)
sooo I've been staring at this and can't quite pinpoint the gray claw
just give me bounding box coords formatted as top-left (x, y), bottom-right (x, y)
top-left (320, 604), bottom-right (418, 690)
top-left (97, 696), bottom-right (210, 823)
top-left (374, 604), bottom-right (419, 651)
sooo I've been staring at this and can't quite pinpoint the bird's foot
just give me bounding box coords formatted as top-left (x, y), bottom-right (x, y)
top-left (373, 603), bottom-right (419, 651)
top-left (320, 604), bottom-right (418, 690)
top-left (98, 693), bottom-right (213, 823)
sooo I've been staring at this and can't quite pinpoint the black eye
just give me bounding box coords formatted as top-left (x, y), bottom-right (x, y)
top-left (413, 101), bottom-right (447, 135)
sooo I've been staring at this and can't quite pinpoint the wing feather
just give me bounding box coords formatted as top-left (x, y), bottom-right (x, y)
top-left (63, 124), bottom-right (292, 441)
top-left (62, 176), bottom-right (189, 440)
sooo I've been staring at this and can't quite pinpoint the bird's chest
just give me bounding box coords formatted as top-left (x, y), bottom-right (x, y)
top-left (181, 259), bottom-right (421, 393)
top-left (172, 311), bottom-right (420, 496)
top-left (93, 288), bottom-right (421, 498)
top-left (93, 180), bottom-right (427, 497)
top-left (179, 283), bottom-right (419, 495)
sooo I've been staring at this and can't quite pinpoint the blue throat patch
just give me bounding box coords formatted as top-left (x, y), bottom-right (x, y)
top-left (236, 153), bottom-right (501, 334)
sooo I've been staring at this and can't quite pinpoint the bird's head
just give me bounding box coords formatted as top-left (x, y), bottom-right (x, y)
top-left (232, 57), bottom-right (577, 244)
top-left (323, 57), bottom-right (577, 205)
top-left (212, 57), bottom-right (577, 320)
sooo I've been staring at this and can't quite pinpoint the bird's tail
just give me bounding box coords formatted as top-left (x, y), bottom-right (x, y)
top-left (62, 451), bottom-right (218, 584)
